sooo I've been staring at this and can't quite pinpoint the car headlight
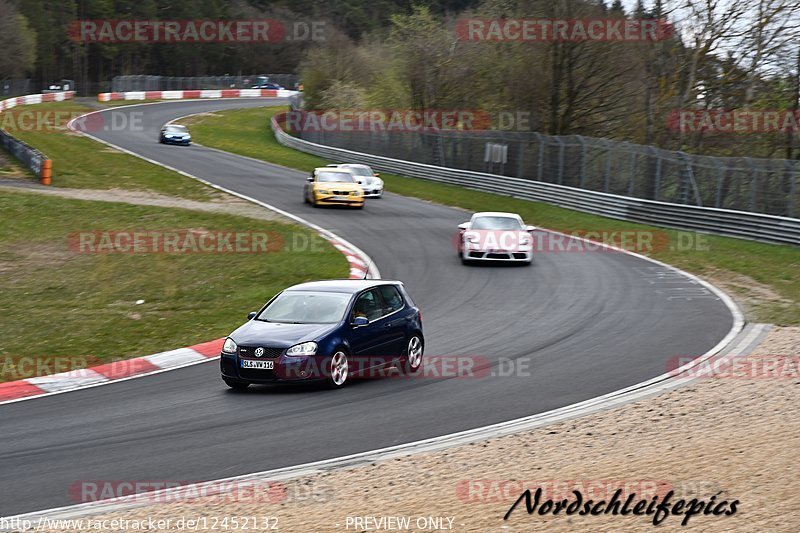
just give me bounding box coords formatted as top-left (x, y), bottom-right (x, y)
top-left (353, 191), bottom-right (361, 196)
top-left (318, 189), bottom-right (329, 195)
top-left (222, 337), bottom-right (237, 354)
top-left (465, 234), bottom-right (479, 244)
top-left (286, 341), bottom-right (317, 356)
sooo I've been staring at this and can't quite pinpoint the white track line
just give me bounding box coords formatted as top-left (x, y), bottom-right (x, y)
top-left (0, 99), bottom-right (379, 407)
top-left (5, 323), bottom-right (766, 524)
top-left (5, 99), bottom-right (750, 525)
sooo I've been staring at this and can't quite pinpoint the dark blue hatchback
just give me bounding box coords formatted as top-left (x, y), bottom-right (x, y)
top-left (220, 280), bottom-right (424, 389)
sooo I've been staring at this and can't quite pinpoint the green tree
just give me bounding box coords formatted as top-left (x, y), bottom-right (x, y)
top-left (0, 1), bottom-right (37, 78)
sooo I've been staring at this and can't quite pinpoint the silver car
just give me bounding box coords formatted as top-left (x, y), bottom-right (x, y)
top-left (159, 124), bottom-right (191, 145)
top-left (458, 212), bottom-right (535, 264)
top-left (328, 164), bottom-right (384, 198)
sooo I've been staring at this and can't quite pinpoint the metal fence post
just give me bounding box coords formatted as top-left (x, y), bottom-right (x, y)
top-left (788, 159), bottom-right (797, 218)
top-left (604, 140), bottom-right (613, 193)
top-left (556, 137), bottom-right (565, 184)
top-left (746, 158), bottom-right (758, 212)
top-left (536, 133), bottom-right (545, 181)
top-left (715, 164), bottom-right (725, 208)
top-left (678, 152), bottom-right (694, 204)
top-left (649, 146), bottom-right (662, 201)
top-left (627, 146), bottom-right (636, 196)
top-left (578, 136), bottom-right (587, 188)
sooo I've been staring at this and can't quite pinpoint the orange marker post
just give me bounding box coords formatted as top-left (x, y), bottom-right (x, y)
top-left (40, 159), bottom-right (52, 185)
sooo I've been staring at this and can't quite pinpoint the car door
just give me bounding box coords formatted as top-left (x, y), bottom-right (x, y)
top-left (376, 285), bottom-right (408, 358)
top-left (347, 289), bottom-right (393, 374)
top-left (305, 171), bottom-right (314, 200)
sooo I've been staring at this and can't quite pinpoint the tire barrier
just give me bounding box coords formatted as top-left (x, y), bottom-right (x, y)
top-left (0, 91), bottom-right (75, 184)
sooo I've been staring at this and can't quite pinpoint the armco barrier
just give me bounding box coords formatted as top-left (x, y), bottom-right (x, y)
top-left (0, 131), bottom-right (50, 184)
top-left (98, 89), bottom-right (296, 102)
top-left (0, 91), bottom-right (74, 184)
top-left (271, 112), bottom-right (800, 246)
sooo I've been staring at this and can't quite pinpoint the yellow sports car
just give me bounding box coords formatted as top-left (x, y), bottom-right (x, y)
top-left (304, 167), bottom-right (364, 209)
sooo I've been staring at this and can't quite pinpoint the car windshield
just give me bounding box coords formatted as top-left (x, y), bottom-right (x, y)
top-left (343, 166), bottom-right (373, 177)
top-left (316, 171), bottom-right (355, 183)
top-left (166, 125), bottom-right (187, 133)
top-left (256, 291), bottom-right (352, 324)
top-left (471, 216), bottom-right (523, 230)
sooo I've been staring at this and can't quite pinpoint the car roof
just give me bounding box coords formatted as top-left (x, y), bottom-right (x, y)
top-left (326, 164), bottom-right (370, 169)
top-left (314, 167), bottom-right (353, 174)
top-left (471, 211), bottom-right (523, 220)
top-left (285, 279), bottom-right (402, 293)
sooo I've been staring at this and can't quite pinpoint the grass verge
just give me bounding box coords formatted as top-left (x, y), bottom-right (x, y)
top-left (0, 189), bottom-right (347, 382)
top-left (3, 101), bottom-right (217, 200)
top-left (182, 106), bottom-right (800, 325)
top-left (0, 101), bottom-right (349, 381)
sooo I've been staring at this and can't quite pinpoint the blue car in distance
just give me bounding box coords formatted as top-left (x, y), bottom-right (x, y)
top-left (158, 124), bottom-right (191, 145)
top-left (220, 280), bottom-right (424, 389)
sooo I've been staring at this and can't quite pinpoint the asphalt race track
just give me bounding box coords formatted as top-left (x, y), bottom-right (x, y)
top-left (0, 98), bottom-right (735, 515)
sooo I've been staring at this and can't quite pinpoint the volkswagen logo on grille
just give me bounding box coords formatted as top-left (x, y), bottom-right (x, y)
top-left (254, 347), bottom-right (265, 357)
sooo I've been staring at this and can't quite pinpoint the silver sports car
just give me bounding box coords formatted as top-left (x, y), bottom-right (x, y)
top-left (458, 212), bottom-right (535, 264)
top-left (328, 164), bottom-right (384, 198)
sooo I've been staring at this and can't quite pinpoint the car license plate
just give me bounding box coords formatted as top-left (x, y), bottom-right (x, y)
top-left (241, 359), bottom-right (274, 369)
top-left (333, 195), bottom-right (348, 201)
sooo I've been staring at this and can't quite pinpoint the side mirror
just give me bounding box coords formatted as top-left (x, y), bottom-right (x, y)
top-left (351, 316), bottom-right (369, 327)
top-left (526, 225), bottom-right (536, 232)
top-left (457, 222), bottom-right (470, 231)
top-left (374, 172), bottom-right (380, 177)
top-left (306, 176), bottom-right (314, 182)
top-left (248, 312), bottom-right (257, 320)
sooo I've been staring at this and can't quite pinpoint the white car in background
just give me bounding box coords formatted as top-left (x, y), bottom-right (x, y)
top-left (458, 212), bottom-right (535, 265)
top-left (328, 164), bottom-right (384, 198)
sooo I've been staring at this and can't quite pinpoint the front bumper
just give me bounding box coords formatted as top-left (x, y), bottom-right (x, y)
top-left (220, 352), bottom-right (328, 384)
top-left (361, 189), bottom-right (383, 198)
top-left (464, 249), bottom-right (532, 262)
top-left (314, 193), bottom-right (364, 207)
top-left (163, 137), bottom-right (191, 145)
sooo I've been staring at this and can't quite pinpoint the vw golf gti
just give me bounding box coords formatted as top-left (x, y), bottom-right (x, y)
top-left (220, 280), bottom-right (424, 389)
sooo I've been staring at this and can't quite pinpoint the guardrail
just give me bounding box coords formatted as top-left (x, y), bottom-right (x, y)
top-left (0, 131), bottom-right (51, 184)
top-left (98, 89), bottom-right (297, 102)
top-left (0, 91), bottom-right (74, 184)
top-left (111, 74), bottom-right (299, 92)
top-left (271, 112), bottom-right (800, 246)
